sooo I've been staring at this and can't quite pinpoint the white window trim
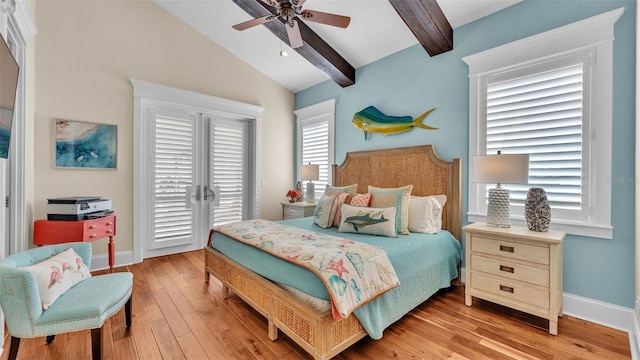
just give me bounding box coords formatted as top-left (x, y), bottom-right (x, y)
top-left (464, 8), bottom-right (624, 239)
top-left (130, 79), bottom-right (263, 263)
top-left (295, 98), bottom-right (335, 185)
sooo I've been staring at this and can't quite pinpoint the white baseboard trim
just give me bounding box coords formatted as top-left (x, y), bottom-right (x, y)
top-left (90, 250), bottom-right (135, 272)
top-left (460, 267), bottom-right (635, 333)
top-left (562, 292), bottom-right (634, 333)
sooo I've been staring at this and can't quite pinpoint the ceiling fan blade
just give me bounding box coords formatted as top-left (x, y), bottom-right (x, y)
top-left (290, 0), bottom-right (307, 7)
top-left (257, 0), bottom-right (279, 8)
top-left (286, 19), bottom-right (304, 48)
top-left (232, 15), bottom-right (277, 31)
top-left (300, 10), bottom-right (350, 28)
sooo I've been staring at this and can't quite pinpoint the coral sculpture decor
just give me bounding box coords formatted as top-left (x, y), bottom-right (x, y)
top-left (286, 189), bottom-right (301, 203)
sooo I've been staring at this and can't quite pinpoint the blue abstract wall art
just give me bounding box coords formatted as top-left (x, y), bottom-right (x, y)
top-left (55, 119), bottom-right (117, 169)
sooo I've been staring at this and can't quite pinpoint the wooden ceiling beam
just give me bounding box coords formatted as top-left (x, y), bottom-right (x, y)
top-left (388, 0), bottom-right (453, 56)
top-left (232, 0), bottom-right (355, 88)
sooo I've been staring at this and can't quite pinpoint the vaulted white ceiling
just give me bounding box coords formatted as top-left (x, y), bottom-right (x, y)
top-left (155, 0), bottom-right (521, 93)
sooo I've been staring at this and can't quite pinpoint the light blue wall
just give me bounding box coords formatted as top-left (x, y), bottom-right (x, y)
top-left (295, 0), bottom-right (636, 308)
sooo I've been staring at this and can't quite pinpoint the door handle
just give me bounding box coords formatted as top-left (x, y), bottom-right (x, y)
top-left (204, 185), bottom-right (213, 201)
top-left (185, 185), bottom-right (198, 207)
top-left (205, 185), bottom-right (220, 207)
top-left (195, 185), bottom-right (201, 201)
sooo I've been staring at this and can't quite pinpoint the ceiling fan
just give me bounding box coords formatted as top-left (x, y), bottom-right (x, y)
top-left (232, 0), bottom-right (351, 49)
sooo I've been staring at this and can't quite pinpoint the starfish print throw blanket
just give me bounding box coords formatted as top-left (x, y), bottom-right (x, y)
top-left (212, 219), bottom-right (400, 320)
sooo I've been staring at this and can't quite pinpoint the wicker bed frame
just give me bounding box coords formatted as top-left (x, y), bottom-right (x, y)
top-left (204, 145), bottom-right (461, 360)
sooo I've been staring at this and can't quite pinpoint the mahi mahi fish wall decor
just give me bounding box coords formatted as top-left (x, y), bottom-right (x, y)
top-left (352, 106), bottom-right (437, 141)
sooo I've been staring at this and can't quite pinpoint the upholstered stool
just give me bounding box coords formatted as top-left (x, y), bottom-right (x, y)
top-left (0, 242), bottom-right (132, 360)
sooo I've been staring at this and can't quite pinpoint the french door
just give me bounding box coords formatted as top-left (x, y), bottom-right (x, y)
top-left (142, 107), bottom-right (252, 259)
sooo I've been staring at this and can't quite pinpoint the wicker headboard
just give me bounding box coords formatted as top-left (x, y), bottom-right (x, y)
top-left (332, 145), bottom-right (462, 241)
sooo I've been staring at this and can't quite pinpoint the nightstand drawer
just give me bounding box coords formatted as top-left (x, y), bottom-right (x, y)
top-left (472, 236), bottom-right (549, 265)
top-left (281, 203), bottom-right (316, 220)
top-left (284, 206), bottom-right (306, 219)
top-left (471, 254), bottom-right (549, 287)
top-left (471, 272), bottom-right (549, 310)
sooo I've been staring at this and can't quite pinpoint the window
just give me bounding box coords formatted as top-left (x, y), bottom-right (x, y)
top-left (295, 99), bottom-right (335, 198)
top-left (464, 8), bottom-right (623, 239)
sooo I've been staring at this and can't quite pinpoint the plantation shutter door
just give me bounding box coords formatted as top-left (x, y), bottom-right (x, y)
top-left (486, 63), bottom-right (584, 218)
top-left (210, 118), bottom-right (248, 226)
top-left (152, 111), bottom-right (196, 248)
top-left (301, 120), bottom-right (329, 198)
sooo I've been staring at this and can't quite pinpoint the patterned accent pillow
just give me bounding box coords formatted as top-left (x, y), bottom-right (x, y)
top-left (23, 247), bottom-right (92, 310)
top-left (313, 194), bottom-right (336, 228)
top-left (408, 195), bottom-right (447, 233)
top-left (369, 185), bottom-right (413, 235)
top-left (332, 192), bottom-right (352, 227)
top-left (324, 184), bottom-right (357, 196)
top-left (338, 203), bottom-right (398, 238)
top-left (348, 193), bottom-right (372, 207)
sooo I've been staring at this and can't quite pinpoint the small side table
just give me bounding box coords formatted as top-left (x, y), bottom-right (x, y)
top-left (464, 222), bottom-right (565, 335)
top-left (281, 202), bottom-right (316, 220)
top-left (34, 215), bottom-right (117, 272)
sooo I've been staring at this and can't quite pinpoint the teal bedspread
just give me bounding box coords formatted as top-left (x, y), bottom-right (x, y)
top-left (209, 217), bottom-right (461, 339)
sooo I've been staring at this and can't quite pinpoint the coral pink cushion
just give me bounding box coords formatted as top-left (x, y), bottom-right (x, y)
top-left (349, 193), bottom-right (372, 207)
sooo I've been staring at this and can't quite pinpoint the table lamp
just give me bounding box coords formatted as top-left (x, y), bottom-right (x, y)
top-left (301, 163), bottom-right (319, 203)
top-left (473, 152), bottom-right (529, 228)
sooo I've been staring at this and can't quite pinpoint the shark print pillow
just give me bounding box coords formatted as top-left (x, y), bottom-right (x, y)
top-left (338, 203), bottom-right (398, 238)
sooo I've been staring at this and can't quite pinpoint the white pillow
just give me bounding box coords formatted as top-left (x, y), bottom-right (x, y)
top-left (23, 247), bottom-right (92, 310)
top-left (313, 194), bottom-right (336, 228)
top-left (338, 203), bottom-right (398, 238)
top-left (408, 195), bottom-right (447, 234)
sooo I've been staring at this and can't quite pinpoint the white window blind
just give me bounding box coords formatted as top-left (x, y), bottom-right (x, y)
top-left (464, 8), bottom-right (621, 238)
top-left (486, 64), bottom-right (584, 212)
top-left (301, 121), bottom-right (329, 197)
top-left (211, 120), bottom-right (247, 226)
top-left (295, 99), bottom-right (335, 198)
top-left (153, 114), bottom-right (194, 243)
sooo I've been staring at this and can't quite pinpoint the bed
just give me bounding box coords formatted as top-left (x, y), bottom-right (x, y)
top-left (204, 145), bottom-right (462, 360)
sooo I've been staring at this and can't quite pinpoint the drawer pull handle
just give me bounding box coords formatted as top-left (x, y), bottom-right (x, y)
top-left (107, 222), bottom-right (113, 226)
top-left (500, 285), bottom-right (514, 293)
top-left (500, 265), bottom-right (514, 273)
top-left (90, 225), bottom-right (96, 229)
top-left (106, 229), bottom-right (113, 234)
top-left (89, 234), bottom-right (97, 238)
top-left (499, 245), bottom-right (514, 253)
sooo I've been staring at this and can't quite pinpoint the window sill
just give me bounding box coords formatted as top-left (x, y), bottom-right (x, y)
top-left (467, 213), bottom-right (613, 239)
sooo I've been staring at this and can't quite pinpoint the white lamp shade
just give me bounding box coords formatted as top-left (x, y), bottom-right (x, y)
top-left (301, 164), bottom-right (319, 181)
top-left (472, 154), bottom-right (529, 184)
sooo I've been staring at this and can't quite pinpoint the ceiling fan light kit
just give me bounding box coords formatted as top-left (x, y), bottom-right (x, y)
top-left (233, 0), bottom-right (351, 49)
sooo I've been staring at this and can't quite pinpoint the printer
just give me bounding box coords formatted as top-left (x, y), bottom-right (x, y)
top-left (47, 197), bottom-right (113, 221)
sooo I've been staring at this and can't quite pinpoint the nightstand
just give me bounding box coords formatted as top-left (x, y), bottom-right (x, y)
top-left (463, 222), bottom-right (565, 335)
top-left (281, 202), bottom-right (316, 220)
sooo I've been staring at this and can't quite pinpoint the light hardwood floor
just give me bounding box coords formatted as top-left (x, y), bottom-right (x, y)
top-left (2, 249), bottom-right (631, 359)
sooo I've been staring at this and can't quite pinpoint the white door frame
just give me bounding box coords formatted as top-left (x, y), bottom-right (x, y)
top-left (130, 79), bottom-right (262, 263)
top-left (0, 1), bottom-right (36, 355)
